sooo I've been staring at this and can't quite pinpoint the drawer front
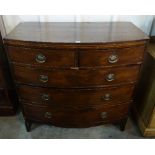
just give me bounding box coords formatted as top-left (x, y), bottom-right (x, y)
top-left (13, 65), bottom-right (139, 87)
top-left (7, 46), bottom-right (75, 68)
top-left (79, 46), bottom-right (145, 67)
top-left (18, 84), bottom-right (134, 107)
top-left (22, 103), bottom-right (129, 127)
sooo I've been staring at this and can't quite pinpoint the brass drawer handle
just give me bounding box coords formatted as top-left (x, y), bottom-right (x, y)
top-left (36, 53), bottom-right (46, 63)
top-left (101, 93), bottom-right (111, 101)
top-left (41, 93), bottom-right (50, 101)
top-left (106, 73), bottom-right (115, 82)
top-left (108, 54), bottom-right (118, 63)
top-left (101, 112), bottom-right (107, 119)
top-left (39, 75), bottom-right (48, 83)
top-left (45, 112), bottom-right (52, 118)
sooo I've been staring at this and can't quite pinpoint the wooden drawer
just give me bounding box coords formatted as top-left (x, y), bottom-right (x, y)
top-left (18, 84), bottom-right (134, 107)
top-left (13, 65), bottom-right (139, 88)
top-left (22, 103), bottom-right (130, 127)
top-left (79, 46), bottom-right (145, 67)
top-left (7, 46), bottom-right (75, 68)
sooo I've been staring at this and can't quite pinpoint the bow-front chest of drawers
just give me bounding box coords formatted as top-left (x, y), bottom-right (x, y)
top-left (3, 22), bottom-right (149, 131)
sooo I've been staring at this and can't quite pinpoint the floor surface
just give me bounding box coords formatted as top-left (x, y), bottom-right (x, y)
top-left (0, 112), bottom-right (144, 139)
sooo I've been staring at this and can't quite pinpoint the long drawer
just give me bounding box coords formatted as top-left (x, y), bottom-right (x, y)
top-left (79, 45), bottom-right (145, 67)
top-left (13, 65), bottom-right (139, 88)
top-left (18, 84), bottom-right (134, 107)
top-left (22, 102), bottom-right (130, 127)
top-left (7, 46), bottom-right (75, 68)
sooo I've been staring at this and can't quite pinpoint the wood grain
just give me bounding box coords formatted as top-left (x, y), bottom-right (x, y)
top-left (3, 22), bottom-right (149, 130)
top-left (13, 65), bottom-right (139, 88)
top-left (18, 84), bottom-right (134, 107)
top-left (7, 46), bottom-right (75, 68)
top-left (22, 102), bottom-right (130, 128)
top-left (4, 22), bottom-right (149, 43)
top-left (79, 46), bottom-right (145, 67)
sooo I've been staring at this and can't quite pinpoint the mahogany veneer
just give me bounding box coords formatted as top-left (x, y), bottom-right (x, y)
top-left (3, 22), bottom-right (149, 131)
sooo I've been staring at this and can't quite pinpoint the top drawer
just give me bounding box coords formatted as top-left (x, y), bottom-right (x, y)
top-left (79, 46), bottom-right (145, 67)
top-left (6, 46), bottom-right (75, 68)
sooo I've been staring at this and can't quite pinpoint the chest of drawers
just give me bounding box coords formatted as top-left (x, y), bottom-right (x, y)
top-left (4, 22), bottom-right (149, 131)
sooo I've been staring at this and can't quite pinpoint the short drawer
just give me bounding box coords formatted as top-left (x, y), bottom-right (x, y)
top-left (18, 84), bottom-right (134, 107)
top-left (22, 103), bottom-right (130, 127)
top-left (13, 65), bottom-right (140, 88)
top-left (7, 46), bottom-right (75, 68)
top-left (79, 46), bottom-right (145, 67)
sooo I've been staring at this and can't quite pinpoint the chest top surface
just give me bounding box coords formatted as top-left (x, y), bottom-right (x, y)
top-left (4, 22), bottom-right (149, 44)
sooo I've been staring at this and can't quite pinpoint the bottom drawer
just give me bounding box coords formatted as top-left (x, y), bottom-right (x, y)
top-left (22, 102), bottom-right (130, 128)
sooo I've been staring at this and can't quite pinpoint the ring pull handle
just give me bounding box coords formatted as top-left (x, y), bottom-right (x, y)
top-left (101, 112), bottom-right (107, 119)
top-left (106, 73), bottom-right (115, 82)
top-left (44, 112), bottom-right (52, 119)
top-left (101, 93), bottom-right (111, 101)
top-left (39, 75), bottom-right (48, 83)
top-left (36, 53), bottom-right (46, 63)
top-left (42, 93), bottom-right (50, 101)
top-left (108, 54), bottom-right (118, 64)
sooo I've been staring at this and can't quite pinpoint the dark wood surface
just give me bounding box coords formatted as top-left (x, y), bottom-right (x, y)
top-left (79, 45), bottom-right (145, 67)
top-left (4, 22), bottom-right (149, 43)
top-left (13, 65), bottom-right (139, 88)
top-left (132, 43), bottom-right (155, 136)
top-left (0, 32), bottom-right (17, 115)
top-left (22, 102), bottom-right (130, 128)
top-left (134, 45), bottom-right (155, 126)
top-left (7, 45), bottom-right (145, 68)
top-left (7, 46), bottom-right (75, 68)
top-left (3, 22), bottom-right (149, 130)
top-left (18, 84), bottom-right (134, 107)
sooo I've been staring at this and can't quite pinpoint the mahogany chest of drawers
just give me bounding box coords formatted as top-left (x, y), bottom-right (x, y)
top-left (3, 22), bottom-right (149, 131)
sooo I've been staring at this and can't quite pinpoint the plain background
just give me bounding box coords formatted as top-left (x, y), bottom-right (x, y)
top-left (1, 15), bottom-right (154, 35)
